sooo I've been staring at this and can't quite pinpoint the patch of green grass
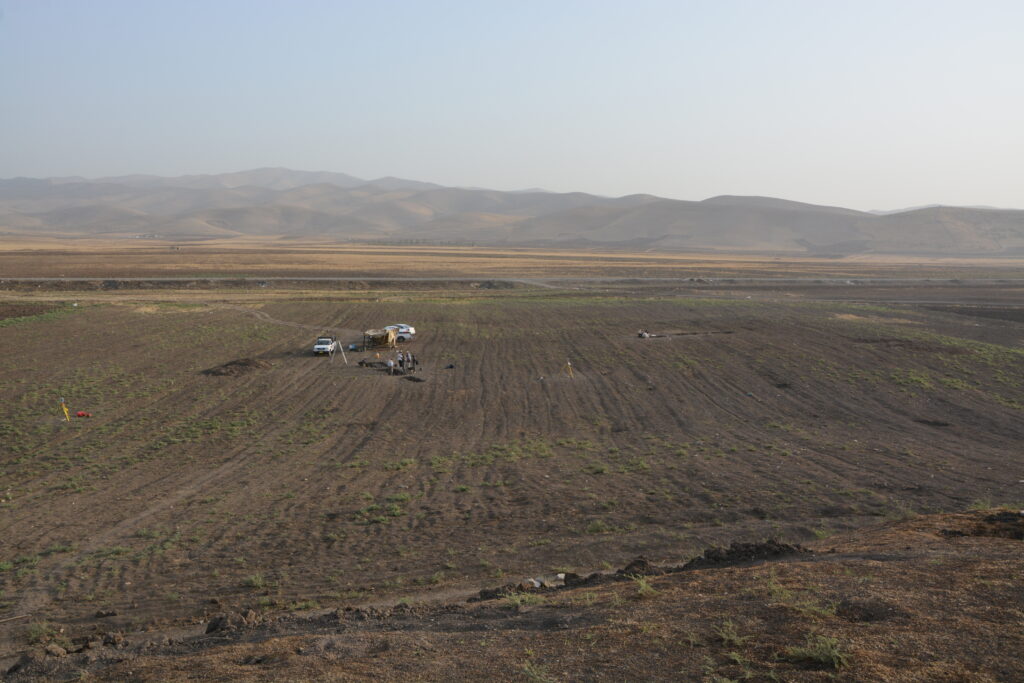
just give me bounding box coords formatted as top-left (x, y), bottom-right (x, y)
top-left (243, 572), bottom-right (266, 589)
top-left (429, 454), bottom-right (454, 472)
top-left (783, 633), bottom-right (849, 669)
top-left (25, 620), bottom-right (59, 644)
top-left (890, 369), bottom-right (933, 389)
top-left (939, 376), bottom-right (971, 390)
top-left (13, 554), bottom-right (40, 567)
top-left (504, 592), bottom-right (547, 609)
top-left (382, 458), bottom-right (415, 471)
top-left (0, 307), bottom-right (75, 328)
top-left (630, 575), bottom-right (659, 599)
top-left (462, 439), bottom-right (556, 467)
top-left (521, 660), bottom-right (557, 683)
top-left (41, 543), bottom-right (73, 556)
top-left (714, 620), bottom-right (751, 647)
top-left (584, 519), bottom-right (633, 534)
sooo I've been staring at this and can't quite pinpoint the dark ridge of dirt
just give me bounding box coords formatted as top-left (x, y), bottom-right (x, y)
top-left (939, 511), bottom-right (1023, 540)
top-left (201, 358), bottom-right (272, 376)
top-left (680, 539), bottom-right (811, 569)
top-left (913, 418), bottom-right (951, 427)
top-left (403, 375), bottom-right (427, 382)
top-left (977, 511), bottom-right (1024, 539)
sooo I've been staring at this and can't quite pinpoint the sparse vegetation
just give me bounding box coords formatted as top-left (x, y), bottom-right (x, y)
top-left (630, 574), bottom-right (659, 599)
top-left (714, 620), bottom-right (751, 647)
top-left (243, 573), bottom-right (267, 589)
top-left (503, 592), bottom-right (546, 609)
top-left (783, 633), bottom-right (850, 669)
top-left (0, 266), bottom-right (1021, 679)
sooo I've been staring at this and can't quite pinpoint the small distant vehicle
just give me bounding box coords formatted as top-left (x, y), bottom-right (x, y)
top-left (385, 324), bottom-right (416, 342)
top-left (313, 336), bottom-right (339, 355)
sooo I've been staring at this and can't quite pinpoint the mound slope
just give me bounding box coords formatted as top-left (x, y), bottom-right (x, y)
top-left (6, 510), bottom-right (1021, 681)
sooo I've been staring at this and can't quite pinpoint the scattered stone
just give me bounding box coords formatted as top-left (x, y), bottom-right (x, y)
top-left (205, 614), bottom-right (235, 634)
top-left (206, 609), bottom-right (263, 633)
top-left (103, 632), bottom-right (126, 647)
top-left (44, 643), bottom-right (67, 658)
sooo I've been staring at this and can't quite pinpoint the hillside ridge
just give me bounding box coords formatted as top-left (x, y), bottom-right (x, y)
top-left (3, 170), bottom-right (1024, 255)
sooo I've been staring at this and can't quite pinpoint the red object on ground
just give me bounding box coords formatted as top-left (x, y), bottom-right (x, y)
top-left (76, 411), bottom-right (91, 418)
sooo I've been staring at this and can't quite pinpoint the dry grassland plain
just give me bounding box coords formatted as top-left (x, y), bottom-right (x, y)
top-left (4, 236), bottom-right (1024, 279)
top-left (0, 239), bottom-right (1022, 680)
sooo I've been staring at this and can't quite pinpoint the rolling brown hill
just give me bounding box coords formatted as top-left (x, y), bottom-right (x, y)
top-left (2, 170), bottom-right (1023, 255)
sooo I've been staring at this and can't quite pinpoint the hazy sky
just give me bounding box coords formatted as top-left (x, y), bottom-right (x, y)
top-left (2, 0), bottom-right (1022, 210)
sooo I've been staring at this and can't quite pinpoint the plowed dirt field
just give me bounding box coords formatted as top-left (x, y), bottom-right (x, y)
top-left (1, 269), bottom-right (1023, 676)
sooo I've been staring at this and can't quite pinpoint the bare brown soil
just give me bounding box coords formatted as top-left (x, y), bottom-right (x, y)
top-left (5, 511), bottom-right (1022, 681)
top-left (1, 247), bottom-right (1022, 679)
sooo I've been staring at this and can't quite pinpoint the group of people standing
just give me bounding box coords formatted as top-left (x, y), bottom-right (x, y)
top-left (386, 350), bottom-right (418, 375)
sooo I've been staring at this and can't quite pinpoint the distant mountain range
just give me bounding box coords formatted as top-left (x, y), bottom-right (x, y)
top-left (2, 168), bottom-right (1023, 256)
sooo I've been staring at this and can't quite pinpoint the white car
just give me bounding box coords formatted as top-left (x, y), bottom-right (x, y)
top-left (385, 324), bottom-right (416, 342)
top-left (312, 336), bottom-right (339, 355)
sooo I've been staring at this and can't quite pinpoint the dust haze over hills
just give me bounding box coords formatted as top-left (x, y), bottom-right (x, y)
top-left (2, 168), bottom-right (1024, 256)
